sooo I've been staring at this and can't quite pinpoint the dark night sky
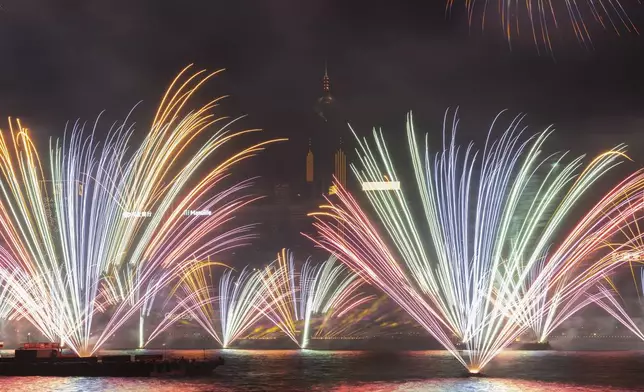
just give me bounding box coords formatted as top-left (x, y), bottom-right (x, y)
top-left (1, 1), bottom-right (644, 179)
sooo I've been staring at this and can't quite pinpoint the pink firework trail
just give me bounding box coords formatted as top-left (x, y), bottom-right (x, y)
top-left (307, 110), bottom-right (644, 373)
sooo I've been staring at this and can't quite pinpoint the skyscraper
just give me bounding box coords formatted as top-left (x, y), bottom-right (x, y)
top-left (331, 138), bottom-right (347, 195)
top-left (311, 62), bottom-right (347, 196)
top-left (306, 138), bottom-right (314, 183)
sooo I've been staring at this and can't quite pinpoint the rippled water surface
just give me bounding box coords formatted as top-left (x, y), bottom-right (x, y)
top-left (0, 350), bottom-right (643, 391)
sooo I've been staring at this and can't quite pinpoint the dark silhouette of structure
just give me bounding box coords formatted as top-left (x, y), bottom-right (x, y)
top-left (219, 62), bottom-right (350, 265)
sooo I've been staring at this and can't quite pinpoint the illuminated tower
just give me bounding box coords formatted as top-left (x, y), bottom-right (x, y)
top-left (313, 61), bottom-right (339, 195)
top-left (306, 139), bottom-right (314, 183)
top-left (315, 61), bottom-right (334, 122)
top-left (331, 138), bottom-right (347, 195)
top-left (323, 62), bottom-right (330, 92)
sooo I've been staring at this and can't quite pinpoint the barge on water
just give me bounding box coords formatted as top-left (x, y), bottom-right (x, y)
top-left (0, 342), bottom-right (224, 377)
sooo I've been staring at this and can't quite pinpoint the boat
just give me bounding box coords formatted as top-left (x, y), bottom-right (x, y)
top-left (0, 342), bottom-right (224, 377)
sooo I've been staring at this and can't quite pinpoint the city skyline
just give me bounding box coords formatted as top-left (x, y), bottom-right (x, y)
top-left (1, 2), bottom-right (644, 384)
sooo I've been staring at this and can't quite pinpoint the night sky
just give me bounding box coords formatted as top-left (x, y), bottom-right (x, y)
top-left (2, 1), bottom-right (644, 179)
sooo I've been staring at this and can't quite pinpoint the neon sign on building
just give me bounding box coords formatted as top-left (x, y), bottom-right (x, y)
top-left (122, 211), bottom-right (152, 219)
top-left (183, 209), bottom-right (212, 216)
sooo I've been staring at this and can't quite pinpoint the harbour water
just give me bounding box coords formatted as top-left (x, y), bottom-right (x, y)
top-left (0, 349), bottom-right (643, 391)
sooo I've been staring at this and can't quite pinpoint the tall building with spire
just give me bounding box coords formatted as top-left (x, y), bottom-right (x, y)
top-left (315, 61), bottom-right (334, 121)
top-left (331, 138), bottom-right (347, 195)
top-left (310, 61), bottom-right (346, 196)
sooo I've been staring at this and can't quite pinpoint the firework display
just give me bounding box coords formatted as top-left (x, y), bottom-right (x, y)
top-left (299, 255), bottom-right (374, 348)
top-left (146, 264), bottom-right (268, 348)
top-left (593, 284), bottom-right (644, 341)
top-left (307, 110), bottom-right (644, 372)
top-left (257, 249), bottom-right (301, 345)
top-left (258, 249), bottom-right (373, 348)
top-left (592, 257), bottom-right (644, 340)
top-left (144, 249), bottom-right (372, 349)
top-left (219, 266), bottom-right (272, 347)
top-left (507, 169), bottom-right (644, 345)
top-left (0, 66), bottom-right (283, 356)
top-left (1, 64), bottom-right (644, 376)
top-left (448, 1), bottom-right (638, 53)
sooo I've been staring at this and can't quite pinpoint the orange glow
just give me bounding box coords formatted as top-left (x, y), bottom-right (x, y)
top-left (334, 148), bottom-right (347, 189)
top-left (306, 147), bottom-right (314, 183)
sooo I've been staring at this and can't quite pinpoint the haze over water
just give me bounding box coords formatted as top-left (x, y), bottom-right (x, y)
top-left (0, 350), bottom-right (643, 391)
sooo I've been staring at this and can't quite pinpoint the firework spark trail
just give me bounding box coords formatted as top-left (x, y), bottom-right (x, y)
top-left (146, 253), bottom-right (368, 350)
top-left (307, 110), bottom-right (644, 372)
top-left (505, 169), bottom-right (644, 343)
top-left (299, 255), bottom-right (372, 348)
top-left (594, 283), bottom-right (644, 340)
top-left (0, 275), bottom-right (14, 320)
top-left (145, 285), bottom-right (216, 345)
top-left (219, 267), bottom-right (271, 347)
top-left (313, 295), bottom-right (379, 340)
top-left (0, 273), bottom-right (56, 340)
top-left (447, 1), bottom-right (639, 53)
top-left (257, 249), bottom-right (301, 346)
top-left (590, 246), bottom-right (644, 340)
top-left (137, 275), bottom-right (163, 348)
top-left (146, 265), bottom-right (272, 349)
top-left (145, 261), bottom-right (230, 346)
top-left (0, 65), bottom-right (284, 356)
top-left (257, 249), bottom-right (372, 348)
